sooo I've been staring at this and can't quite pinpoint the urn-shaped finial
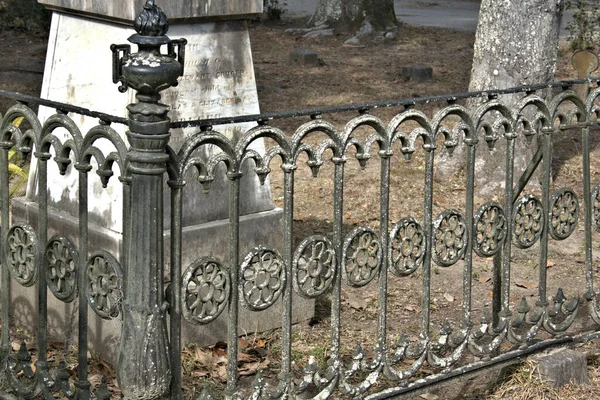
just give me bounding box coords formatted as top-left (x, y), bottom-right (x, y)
top-left (111, 1), bottom-right (186, 101)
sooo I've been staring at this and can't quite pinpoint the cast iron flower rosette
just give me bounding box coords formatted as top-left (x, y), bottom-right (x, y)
top-left (86, 251), bottom-right (123, 320)
top-left (240, 246), bottom-right (285, 311)
top-left (45, 235), bottom-right (79, 303)
top-left (473, 202), bottom-right (506, 257)
top-left (343, 227), bottom-right (381, 287)
top-left (6, 224), bottom-right (38, 287)
top-left (181, 257), bottom-right (230, 325)
top-left (433, 209), bottom-right (467, 267)
top-left (293, 235), bottom-right (336, 298)
top-left (389, 217), bottom-right (426, 276)
top-left (549, 187), bottom-right (579, 240)
top-left (512, 194), bottom-right (544, 249)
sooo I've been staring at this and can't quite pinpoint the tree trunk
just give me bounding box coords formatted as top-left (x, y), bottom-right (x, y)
top-left (309, 0), bottom-right (397, 32)
top-left (437, 0), bottom-right (564, 197)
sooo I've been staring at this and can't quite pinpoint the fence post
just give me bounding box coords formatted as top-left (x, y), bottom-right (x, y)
top-left (111, 1), bottom-right (185, 398)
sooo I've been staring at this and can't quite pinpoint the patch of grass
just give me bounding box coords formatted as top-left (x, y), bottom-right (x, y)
top-left (487, 354), bottom-right (600, 400)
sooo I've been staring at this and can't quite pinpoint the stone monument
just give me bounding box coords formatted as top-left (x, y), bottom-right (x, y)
top-left (10, 0), bottom-right (312, 361)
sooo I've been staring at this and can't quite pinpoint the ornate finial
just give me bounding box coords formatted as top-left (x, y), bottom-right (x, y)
top-left (134, 0), bottom-right (169, 36)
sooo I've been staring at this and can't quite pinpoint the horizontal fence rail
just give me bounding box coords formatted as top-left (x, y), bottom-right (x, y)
top-left (1, 77), bottom-right (600, 399)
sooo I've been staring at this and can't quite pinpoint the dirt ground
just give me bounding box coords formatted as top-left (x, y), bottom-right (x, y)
top-left (2, 14), bottom-right (600, 400)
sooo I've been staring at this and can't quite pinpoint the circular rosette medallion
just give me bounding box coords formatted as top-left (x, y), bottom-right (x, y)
top-left (6, 225), bottom-right (38, 287)
top-left (293, 236), bottom-right (336, 298)
top-left (513, 195), bottom-right (544, 249)
top-left (591, 183), bottom-right (600, 233)
top-left (46, 236), bottom-right (79, 302)
top-left (549, 188), bottom-right (579, 240)
top-left (181, 257), bottom-right (230, 325)
top-left (433, 210), bottom-right (468, 267)
top-left (240, 247), bottom-right (285, 311)
top-left (473, 202), bottom-right (506, 257)
top-left (86, 251), bottom-right (123, 319)
top-left (342, 227), bottom-right (381, 287)
top-left (389, 218), bottom-right (425, 276)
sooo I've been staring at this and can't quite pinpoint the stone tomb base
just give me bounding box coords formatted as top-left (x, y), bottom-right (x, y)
top-left (10, 199), bottom-right (313, 363)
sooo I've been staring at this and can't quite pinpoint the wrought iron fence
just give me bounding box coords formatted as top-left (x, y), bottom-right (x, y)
top-left (2, 2), bottom-right (600, 400)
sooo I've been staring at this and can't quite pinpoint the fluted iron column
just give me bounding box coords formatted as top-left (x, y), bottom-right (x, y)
top-left (111, 1), bottom-right (186, 398)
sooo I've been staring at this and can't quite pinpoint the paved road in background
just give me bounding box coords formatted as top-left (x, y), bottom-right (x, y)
top-left (285, 0), bottom-right (574, 37)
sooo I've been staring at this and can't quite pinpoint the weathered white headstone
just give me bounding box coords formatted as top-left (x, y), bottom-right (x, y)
top-left (27, 13), bottom-right (273, 231)
top-left (10, 0), bottom-right (313, 362)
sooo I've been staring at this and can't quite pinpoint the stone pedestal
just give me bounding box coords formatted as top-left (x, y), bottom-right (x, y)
top-left (534, 348), bottom-right (589, 388)
top-left (9, 1), bottom-right (313, 360)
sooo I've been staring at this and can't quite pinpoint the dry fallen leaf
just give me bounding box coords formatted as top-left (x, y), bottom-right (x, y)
top-left (237, 352), bottom-right (255, 364)
top-left (238, 337), bottom-right (249, 350)
top-left (346, 292), bottom-right (367, 310)
top-left (514, 280), bottom-right (538, 290)
top-left (443, 293), bottom-right (455, 302)
top-left (420, 393), bottom-right (439, 400)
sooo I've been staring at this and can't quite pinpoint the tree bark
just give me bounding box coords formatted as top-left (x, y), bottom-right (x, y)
top-left (309, 0), bottom-right (397, 32)
top-left (437, 0), bottom-right (564, 197)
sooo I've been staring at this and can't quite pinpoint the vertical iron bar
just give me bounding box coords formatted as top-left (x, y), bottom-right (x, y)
top-left (582, 126), bottom-right (594, 299)
top-left (331, 161), bottom-right (344, 360)
top-left (226, 178), bottom-right (240, 397)
top-left (537, 135), bottom-right (551, 306)
top-left (463, 142), bottom-right (476, 326)
top-left (492, 252), bottom-right (502, 328)
top-left (37, 153), bottom-right (49, 363)
top-left (501, 136), bottom-right (516, 316)
top-left (421, 149), bottom-right (435, 338)
top-left (0, 143), bottom-right (9, 356)
top-left (378, 155), bottom-right (391, 351)
top-left (169, 183), bottom-right (183, 400)
top-left (281, 168), bottom-right (294, 387)
top-left (75, 167), bottom-right (90, 398)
